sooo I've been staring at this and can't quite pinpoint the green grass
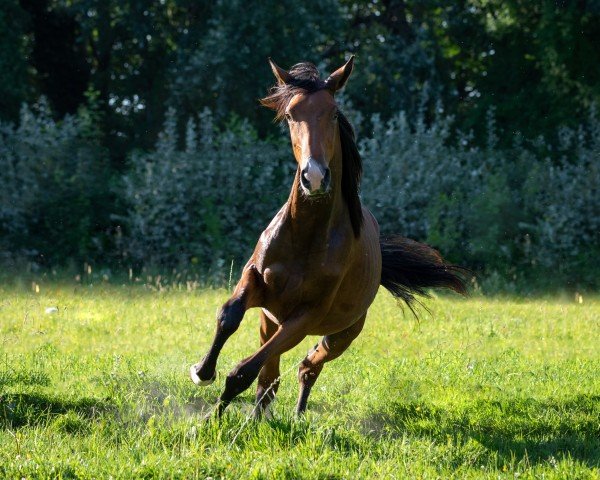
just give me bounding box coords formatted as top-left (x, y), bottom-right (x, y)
top-left (1, 282), bottom-right (599, 479)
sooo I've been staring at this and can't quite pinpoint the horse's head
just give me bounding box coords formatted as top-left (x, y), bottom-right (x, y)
top-left (261, 57), bottom-right (354, 196)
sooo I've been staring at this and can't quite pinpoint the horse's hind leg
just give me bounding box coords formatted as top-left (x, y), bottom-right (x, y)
top-left (190, 264), bottom-right (263, 386)
top-left (255, 312), bottom-right (281, 417)
top-left (295, 314), bottom-right (366, 415)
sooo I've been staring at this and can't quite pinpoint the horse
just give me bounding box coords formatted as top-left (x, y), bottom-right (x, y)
top-left (190, 56), bottom-right (467, 417)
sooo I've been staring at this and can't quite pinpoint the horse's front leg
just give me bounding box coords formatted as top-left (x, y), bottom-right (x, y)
top-left (217, 316), bottom-right (308, 416)
top-left (190, 264), bottom-right (263, 386)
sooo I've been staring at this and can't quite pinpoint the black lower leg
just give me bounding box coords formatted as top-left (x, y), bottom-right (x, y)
top-left (192, 297), bottom-right (245, 383)
top-left (255, 355), bottom-right (281, 414)
top-left (218, 358), bottom-right (263, 415)
top-left (296, 349), bottom-right (324, 415)
top-left (255, 381), bottom-right (279, 415)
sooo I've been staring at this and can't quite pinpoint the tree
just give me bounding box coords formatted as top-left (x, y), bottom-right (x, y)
top-left (0, 0), bottom-right (31, 121)
top-left (170, 0), bottom-right (341, 135)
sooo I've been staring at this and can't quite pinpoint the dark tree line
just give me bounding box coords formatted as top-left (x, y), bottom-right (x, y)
top-left (3, 0), bottom-right (599, 160)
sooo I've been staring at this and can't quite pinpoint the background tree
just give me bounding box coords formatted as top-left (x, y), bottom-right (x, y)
top-left (0, 0), bottom-right (32, 121)
top-left (170, 0), bottom-right (341, 135)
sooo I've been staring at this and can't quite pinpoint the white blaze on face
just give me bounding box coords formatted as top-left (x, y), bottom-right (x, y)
top-left (302, 158), bottom-right (325, 192)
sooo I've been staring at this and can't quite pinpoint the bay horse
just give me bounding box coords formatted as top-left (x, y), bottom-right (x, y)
top-left (190, 56), bottom-right (467, 417)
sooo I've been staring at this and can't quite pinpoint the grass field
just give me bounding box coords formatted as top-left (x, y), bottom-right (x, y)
top-left (1, 281), bottom-right (599, 479)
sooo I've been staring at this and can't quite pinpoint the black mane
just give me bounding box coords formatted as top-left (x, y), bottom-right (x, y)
top-left (260, 63), bottom-right (363, 237)
top-left (337, 111), bottom-right (363, 237)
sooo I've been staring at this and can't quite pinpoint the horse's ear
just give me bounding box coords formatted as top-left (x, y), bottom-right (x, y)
top-left (268, 57), bottom-right (292, 85)
top-left (325, 55), bottom-right (355, 93)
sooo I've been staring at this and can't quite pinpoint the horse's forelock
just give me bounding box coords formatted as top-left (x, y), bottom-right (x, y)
top-left (260, 63), bottom-right (326, 121)
top-left (287, 63), bottom-right (322, 84)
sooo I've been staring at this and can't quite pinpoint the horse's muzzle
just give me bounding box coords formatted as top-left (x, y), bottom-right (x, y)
top-left (300, 160), bottom-right (331, 195)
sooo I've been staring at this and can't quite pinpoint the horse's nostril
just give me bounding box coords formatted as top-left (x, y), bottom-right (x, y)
top-left (301, 170), bottom-right (311, 189)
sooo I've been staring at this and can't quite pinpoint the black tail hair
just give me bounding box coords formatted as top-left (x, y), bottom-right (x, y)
top-left (380, 235), bottom-right (469, 314)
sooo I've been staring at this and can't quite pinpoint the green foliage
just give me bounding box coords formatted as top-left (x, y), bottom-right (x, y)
top-left (360, 105), bottom-right (600, 291)
top-left (336, 1), bottom-right (445, 128)
top-left (8, 1), bottom-right (600, 148)
top-left (1, 95), bottom-right (598, 289)
top-left (171, 0), bottom-right (341, 131)
top-left (0, 99), bottom-right (113, 264)
top-left (61, 0), bottom-right (195, 160)
top-left (124, 108), bottom-right (289, 270)
top-left (471, 1), bottom-right (600, 140)
top-left (0, 0), bottom-right (31, 121)
top-left (2, 1), bottom-right (600, 290)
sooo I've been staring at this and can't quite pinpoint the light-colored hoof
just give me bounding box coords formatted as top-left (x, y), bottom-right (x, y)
top-left (190, 365), bottom-right (216, 386)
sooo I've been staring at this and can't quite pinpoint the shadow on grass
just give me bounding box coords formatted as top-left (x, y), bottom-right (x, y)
top-left (364, 394), bottom-right (600, 467)
top-left (0, 392), bottom-right (111, 430)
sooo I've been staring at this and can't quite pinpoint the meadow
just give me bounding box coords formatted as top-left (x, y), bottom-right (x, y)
top-left (1, 281), bottom-right (598, 479)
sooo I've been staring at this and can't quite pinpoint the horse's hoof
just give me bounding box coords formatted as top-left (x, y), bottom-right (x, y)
top-left (190, 365), bottom-right (216, 386)
top-left (253, 404), bottom-right (273, 421)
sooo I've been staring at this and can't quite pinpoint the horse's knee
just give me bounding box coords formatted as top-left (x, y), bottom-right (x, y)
top-left (217, 298), bottom-right (245, 336)
top-left (216, 264), bottom-right (265, 337)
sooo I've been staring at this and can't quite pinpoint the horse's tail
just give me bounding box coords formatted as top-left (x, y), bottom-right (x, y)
top-left (379, 235), bottom-right (469, 312)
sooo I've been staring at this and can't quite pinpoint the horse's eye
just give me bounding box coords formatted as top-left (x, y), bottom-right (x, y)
top-left (333, 111), bottom-right (339, 121)
top-left (285, 113), bottom-right (292, 122)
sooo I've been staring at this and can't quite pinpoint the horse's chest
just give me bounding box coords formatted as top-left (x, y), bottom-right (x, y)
top-left (261, 260), bottom-right (340, 310)
top-left (262, 263), bottom-right (302, 299)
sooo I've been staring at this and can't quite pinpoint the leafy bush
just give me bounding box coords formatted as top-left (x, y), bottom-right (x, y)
top-left (524, 111), bottom-right (600, 286)
top-left (2, 98), bottom-right (597, 291)
top-left (360, 106), bottom-right (600, 290)
top-left (124, 108), bottom-right (290, 270)
top-left (0, 99), bottom-right (112, 265)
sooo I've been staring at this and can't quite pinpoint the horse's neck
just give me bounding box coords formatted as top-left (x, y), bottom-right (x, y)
top-left (285, 157), bottom-right (345, 248)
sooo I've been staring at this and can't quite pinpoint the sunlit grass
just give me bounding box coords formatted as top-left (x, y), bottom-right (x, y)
top-left (1, 283), bottom-right (599, 478)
